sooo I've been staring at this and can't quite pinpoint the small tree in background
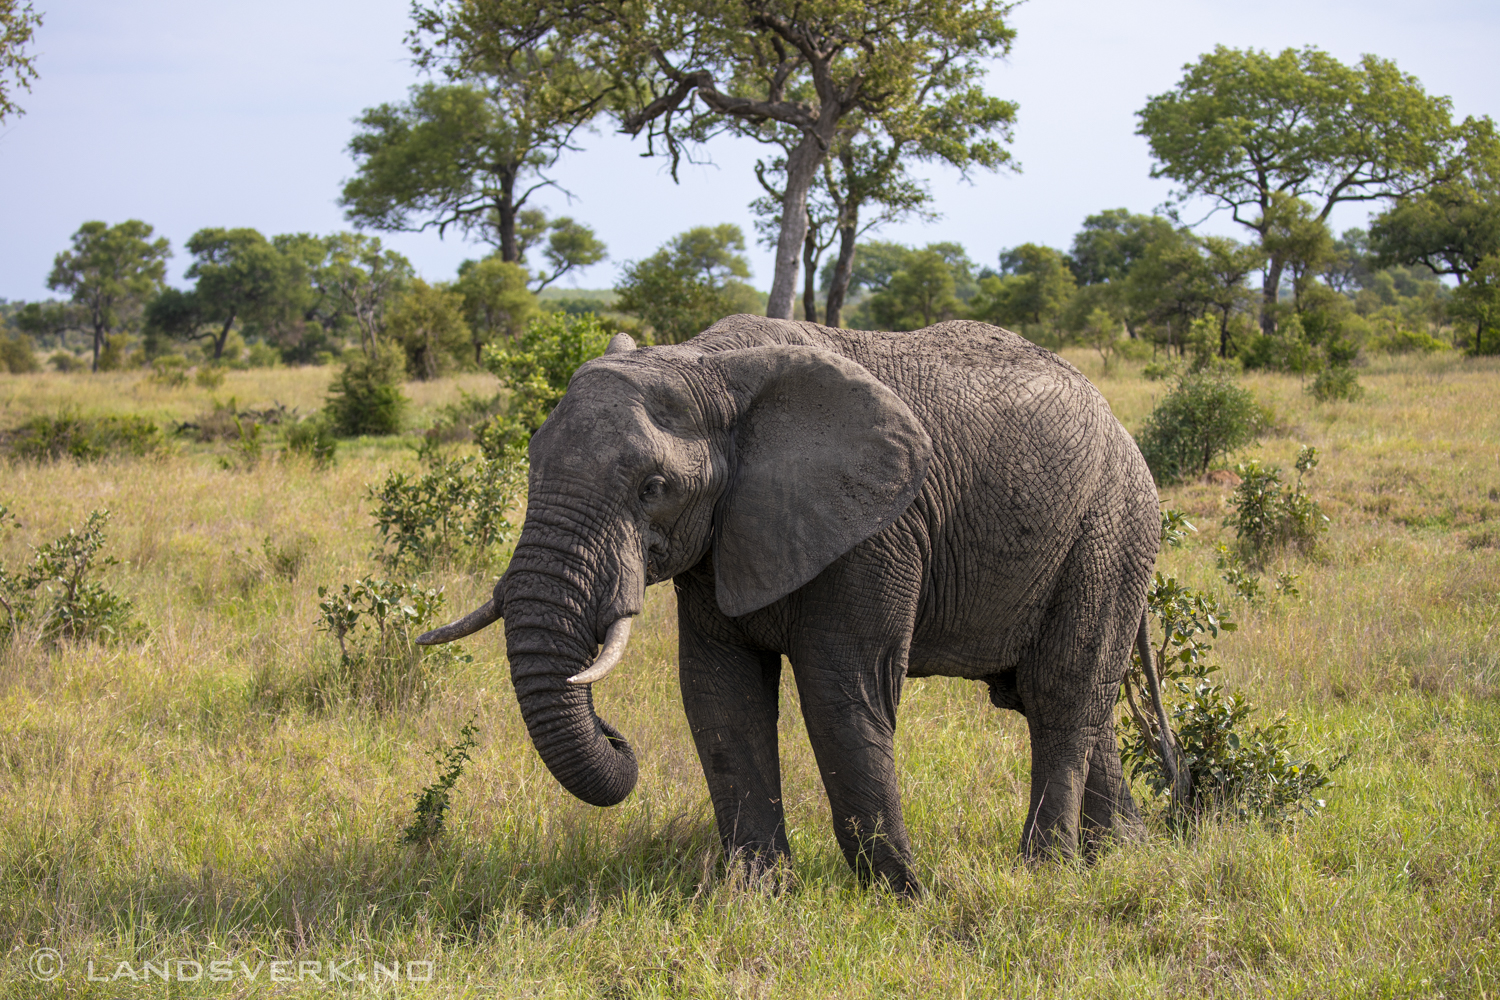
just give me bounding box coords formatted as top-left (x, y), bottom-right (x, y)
top-left (326, 344), bottom-right (408, 437)
top-left (47, 221), bottom-right (171, 371)
top-left (455, 256), bottom-right (538, 361)
top-left (0, 0), bottom-right (43, 123)
top-left (614, 225), bottom-right (760, 344)
top-left (387, 279), bottom-right (472, 380)
top-left (482, 311), bottom-right (612, 454)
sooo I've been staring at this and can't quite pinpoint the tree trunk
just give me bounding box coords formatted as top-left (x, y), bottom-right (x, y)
top-left (214, 315), bottom-right (236, 360)
top-left (767, 134), bottom-right (826, 320)
top-left (824, 222), bottom-right (858, 329)
top-left (1261, 256), bottom-right (1285, 337)
top-left (497, 169), bottom-right (519, 263)
top-left (802, 226), bottom-right (820, 324)
top-left (90, 322), bottom-right (104, 372)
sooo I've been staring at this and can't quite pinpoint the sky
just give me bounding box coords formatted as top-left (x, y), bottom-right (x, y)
top-left (2, 0), bottom-right (1498, 301)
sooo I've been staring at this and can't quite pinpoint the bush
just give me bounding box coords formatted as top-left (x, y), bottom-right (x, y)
top-left (326, 345), bottom-right (408, 437)
top-left (1224, 447), bottom-right (1328, 567)
top-left (0, 332), bottom-right (41, 373)
top-left (1135, 367), bottom-right (1263, 484)
top-left (0, 505), bottom-right (136, 645)
top-left (1120, 573), bottom-right (1345, 826)
top-left (276, 577), bottom-right (470, 712)
top-left (284, 413), bottom-right (338, 468)
top-left (148, 356), bottom-right (190, 387)
top-left (368, 454), bottom-right (526, 572)
top-left (481, 312), bottom-right (613, 456)
top-left (1309, 364), bottom-right (1363, 402)
top-left (49, 351), bottom-right (87, 372)
top-left (8, 410), bottom-right (163, 462)
top-left (403, 718), bottom-right (480, 845)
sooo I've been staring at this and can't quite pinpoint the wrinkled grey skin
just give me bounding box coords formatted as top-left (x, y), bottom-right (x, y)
top-left (459, 315), bottom-right (1158, 894)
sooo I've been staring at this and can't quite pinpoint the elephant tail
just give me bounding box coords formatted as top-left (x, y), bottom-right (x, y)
top-left (1134, 611), bottom-right (1193, 808)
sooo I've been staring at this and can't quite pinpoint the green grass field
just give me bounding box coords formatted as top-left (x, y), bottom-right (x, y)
top-left (1, 351), bottom-right (1496, 998)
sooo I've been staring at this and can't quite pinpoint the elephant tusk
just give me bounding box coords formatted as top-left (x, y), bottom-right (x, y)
top-left (567, 617), bottom-right (635, 685)
top-left (416, 598), bottom-right (501, 645)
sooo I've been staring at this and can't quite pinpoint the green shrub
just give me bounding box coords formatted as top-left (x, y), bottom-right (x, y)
top-left (0, 505), bottom-right (136, 645)
top-left (326, 345), bottom-right (408, 437)
top-left (0, 332), bottom-right (40, 373)
top-left (194, 364), bottom-right (227, 390)
top-left (1224, 447), bottom-right (1328, 566)
top-left (148, 355), bottom-right (190, 387)
top-left (1120, 573), bottom-right (1345, 826)
top-left (284, 413), bottom-right (338, 468)
top-left (1135, 368), bottom-right (1263, 484)
top-left (481, 312), bottom-right (613, 456)
top-left (1309, 364), bottom-right (1363, 402)
top-left (368, 454), bottom-right (526, 572)
top-left (284, 577), bottom-right (469, 712)
top-left (49, 351), bottom-right (87, 372)
top-left (403, 717), bottom-right (480, 845)
top-left (8, 410), bottom-right (163, 462)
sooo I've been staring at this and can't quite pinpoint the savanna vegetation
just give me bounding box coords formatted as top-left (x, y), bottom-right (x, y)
top-left (1, 343), bottom-right (1496, 996)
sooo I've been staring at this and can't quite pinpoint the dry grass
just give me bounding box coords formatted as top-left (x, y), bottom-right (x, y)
top-left (0, 354), bottom-right (1497, 997)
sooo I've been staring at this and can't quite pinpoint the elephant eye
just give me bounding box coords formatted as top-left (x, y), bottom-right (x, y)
top-left (640, 475), bottom-right (668, 502)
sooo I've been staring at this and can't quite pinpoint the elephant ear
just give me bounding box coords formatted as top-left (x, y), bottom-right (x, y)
top-left (704, 345), bottom-right (933, 617)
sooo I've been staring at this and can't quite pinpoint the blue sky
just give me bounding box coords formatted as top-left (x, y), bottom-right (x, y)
top-left (2, 0), bottom-right (1497, 301)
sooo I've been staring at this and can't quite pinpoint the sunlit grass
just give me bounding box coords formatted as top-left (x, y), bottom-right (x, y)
top-left (0, 353), bottom-right (1497, 997)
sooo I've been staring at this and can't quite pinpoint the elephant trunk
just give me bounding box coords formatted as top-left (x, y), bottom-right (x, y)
top-left (503, 570), bottom-right (639, 808)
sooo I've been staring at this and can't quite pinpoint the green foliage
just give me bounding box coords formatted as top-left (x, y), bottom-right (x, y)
top-left (0, 506), bottom-right (135, 645)
top-left (868, 247), bottom-right (963, 330)
top-left (48, 220), bottom-right (171, 371)
top-left (326, 344), bottom-right (408, 437)
top-left (0, 329), bottom-right (38, 372)
top-left (8, 410), bottom-right (163, 462)
top-left (482, 311), bottom-right (613, 453)
top-left (283, 413), bottom-right (338, 468)
top-left (1309, 364), bottom-right (1364, 402)
top-left (1121, 574), bottom-right (1343, 826)
top-left (970, 243), bottom-right (1077, 334)
top-left (1224, 448), bottom-right (1329, 567)
top-left (386, 278), bottom-right (472, 380)
top-left (368, 454), bottom-right (526, 572)
top-left (1159, 507), bottom-right (1197, 549)
top-left (1369, 135), bottom-right (1500, 284)
top-left (1448, 253), bottom-right (1500, 355)
top-left (0, 0), bottom-right (43, 122)
top-left (301, 577), bottom-right (469, 712)
top-left (455, 256), bottom-right (539, 361)
top-left (614, 225), bottom-right (758, 343)
top-left (48, 351), bottom-right (87, 372)
top-left (403, 718), bottom-right (481, 845)
top-left (1135, 367), bottom-right (1262, 484)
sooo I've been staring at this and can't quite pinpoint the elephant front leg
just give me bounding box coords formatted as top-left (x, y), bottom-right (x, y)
top-left (791, 652), bottom-right (921, 897)
top-left (678, 623), bottom-right (791, 880)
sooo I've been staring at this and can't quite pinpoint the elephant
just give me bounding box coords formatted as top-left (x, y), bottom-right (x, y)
top-left (420, 315), bottom-right (1160, 894)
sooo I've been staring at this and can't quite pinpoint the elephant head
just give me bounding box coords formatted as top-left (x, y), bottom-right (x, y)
top-left (419, 322), bottom-right (933, 808)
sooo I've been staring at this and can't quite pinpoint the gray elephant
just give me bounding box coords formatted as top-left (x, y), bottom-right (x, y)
top-left (421, 315), bottom-right (1160, 894)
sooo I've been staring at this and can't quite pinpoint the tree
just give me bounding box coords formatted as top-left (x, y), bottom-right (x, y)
top-left (342, 35), bottom-right (605, 264)
top-left (1369, 140), bottom-right (1500, 284)
top-left (971, 243), bottom-right (1076, 332)
top-left (47, 221), bottom-right (171, 371)
top-left (1449, 254), bottom-right (1500, 355)
top-left (436, 0), bottom-right (1016, 320)
top-left (614, 225), bottom-right (760, 343)
top-left (868, 248), bottom-right (961, 330)
top-left (1124, 226), bottom-right (1214, 356)
top-left (0, 0), bottom-right (42, 122)
top-left (316, 233), bottom-right (415, 356)
top-left (1198, 235), bottom-right (1263, 358)
top-left (455, 255), bottom-right (538, 361)
top-left (515, 210), bottom-right (608, 290)
top-left (1138, 46), bottom-right (1488, 335)
top-left (388, 279), bottom-right (473, 379)
top-left (1068, 210), bottom-right (1176, 287)
top-left (182, 228), bottom-right (295, 361)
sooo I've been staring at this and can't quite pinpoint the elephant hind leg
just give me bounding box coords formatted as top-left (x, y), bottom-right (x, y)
top-left (1081, 716), bottom-right (1144, 859)
top-left (1016, 515), bottom-right (1153, 861)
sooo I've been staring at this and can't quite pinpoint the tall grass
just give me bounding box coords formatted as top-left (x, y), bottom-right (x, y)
top-left (0, 355), bottom-right (1496, 997)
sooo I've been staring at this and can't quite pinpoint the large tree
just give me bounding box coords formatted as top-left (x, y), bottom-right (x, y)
top-left (168, 228), bottom-right (297, 361)
top-left (47, 221), bottom-right (171, 371)
top-left (316, 233), bottom-right (415, 356)
top-left (0, 0), bottom-right (42, 122)
top-left (1137, 45), bottom-right (1488, 335)
top-left (1369, 137), bottom-right (1500, 284)
top-left (422, 0), bottom-right (1016, 320)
